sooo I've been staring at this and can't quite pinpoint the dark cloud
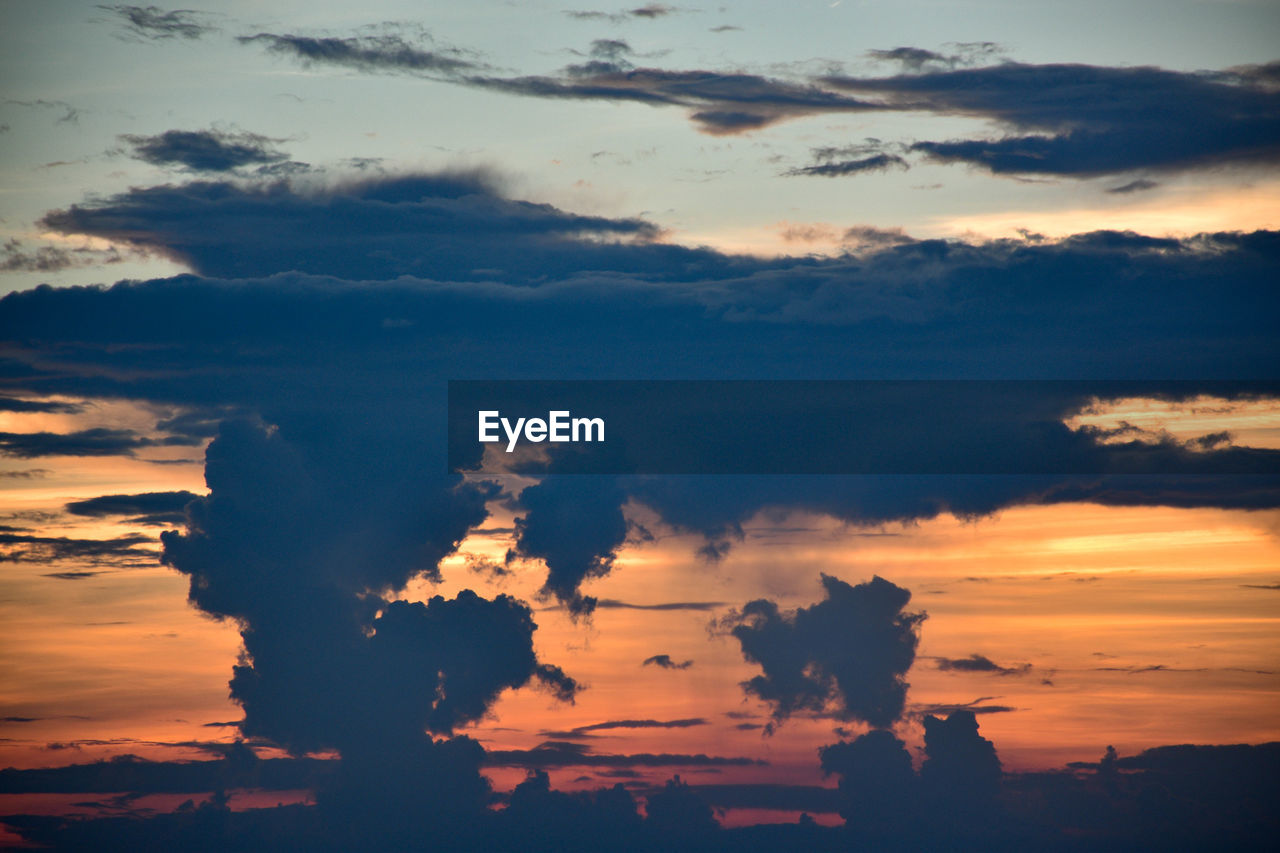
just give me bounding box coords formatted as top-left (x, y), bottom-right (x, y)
top-left (867, 43), bottom-right (1003, 72)
top-left (65, 490), bottom-right (198, 524)
top-left (824, 61), bottom-right (1280, 176)
top-left (3, 162), bottom-right (1278, 851)
top-left (724, 575), bottom-right (925, 730)
top-left (261, 35), bottom-right (1279, 174)
top-left (820, 729), bottom-right (917, 832)
top-left (564, 5), bottom-right (678, 23)
top-left (933, 653), bottom-right (1031, 676)
top-left (0, 428), bottom-right (199, 458)
top-left (465, 67), bottom-right (883, 135)
top-left (96, 5), bottom-right (217, 41)
top-left (909, 696), bottom-right (1018, 718)
top-left (867, 47), bottom-right (949, 72)
top-left (38, 173), bottom-right (671, 282)
top-left (8, 179), bottom-right (1280, 607)
top-left (0, 396), bottom-right (81, 413)
top-left (597, 600), bottom-right (725, 611)
top-left (1, 238), bottom-right (126, 273)
top-left (0, 532), bottom-right (156, 566)
top-left (120, 129), bottom-right (291, 173)
top-left (157, 418), bottom-right (565, 756)
top-left (513, 476), bottom-right (629, 615)
top-left (484, 740), bottom-right (764, 768)
top-left (42, 570), bottom-right (107, 580)
top-left (785, 152), bottom-right (908, 177)
top-left (1107, 178), bottom-right (1160, 194)
top-left (642, 654), bottom-right (693, 669)
top-left (576, 718), bottom-right (706, 732)
top-left (920, 709), bottom-right (1002, 817)
top-left (239, 32), bottom-right (480, 76)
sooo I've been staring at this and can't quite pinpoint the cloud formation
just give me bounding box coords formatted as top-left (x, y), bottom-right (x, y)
top-left (120, 129), bottom-right (291, 173)
top-left (642, 654), bottom-right (693, 669)
top-left (724, 575), bottom-right (925, 730)
top-left (96, 5), bottom-right (217, 41)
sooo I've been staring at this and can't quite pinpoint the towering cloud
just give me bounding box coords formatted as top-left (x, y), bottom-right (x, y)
top-left (724, 575), bottom-right (925, 730)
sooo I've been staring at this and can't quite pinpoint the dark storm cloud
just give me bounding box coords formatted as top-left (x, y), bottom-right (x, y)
top-left (156, 418), bottom-right (569, 757)
top-left (642, 654), bottom-right (693, 669)
top-left (1, 238), bottom-right (126, 273)
top-left (96, 5), bottom-right (217, 41)
top-left (723, 575), bottom-right (925, 730)
top-left (239, 32), bottom-right (481, 76)
top-left (933, 653), bottom-right (1031, 676)
top-left (824, 61), bottom-right (1280, 176)
top-left (9, 172), bottom-right (1280, 605)
top-left (0, 428), bottom-right (198, 457)
top-left (120, 129), bottom-right (290, 173)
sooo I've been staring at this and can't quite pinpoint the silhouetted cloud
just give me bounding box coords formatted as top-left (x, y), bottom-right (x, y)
top-left (239, 32), bottom-right (481, 76)
top-left (820, 729), bottom-right (916, 832)
top-left (920, 709), bottom-right (1002, 822)
top-left (65, 490), bottom-right (198, 525)
top-left (642, 654), bottom-right (693, 669)
top-left (0, 396), bottom-right (81, 413)
top-left (96, 5), bottom-right (217, 41)
top-left (0, 532), bottom-right (155, 565)
top-left (1107, 178), bottom-right (1160, 194)
top-left (824, 61), bottom-right (1280, 176)
top-left (597, 600), bottom-right (725, 611)
top-left (909, 696), bottom-right (1018, 718)
top-left (484, 740), bottom-right (763, 768)
top-left (785, 152), bottom-right (908, 177)
top-left (577, 718), bottom-right (706, 732)
top-left (723, 575), bottom-right (925, 730)
top-left (121, 129), bottom-right (291, 173)
top-left (933, 653), bottom-right (1031, 676)
top-left (513, 476), bottom-right (629, 615)
top-left (38, 173), bottom-right (667, 282)
top-left (258, 34), bottom-right (1277, 174)
top-left (0, 428), bottom-right (199, 457)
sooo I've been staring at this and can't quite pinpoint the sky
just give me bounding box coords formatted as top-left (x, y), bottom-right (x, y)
top-left (0, 1), bottom-right (1278, 850)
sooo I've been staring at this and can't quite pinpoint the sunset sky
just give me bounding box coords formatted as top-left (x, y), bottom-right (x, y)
top-left (1, 1), bottom-right (1277, 849)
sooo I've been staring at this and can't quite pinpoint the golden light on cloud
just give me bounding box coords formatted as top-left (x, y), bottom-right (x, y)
top-left (935, 180), bottom-right (1280, 240)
